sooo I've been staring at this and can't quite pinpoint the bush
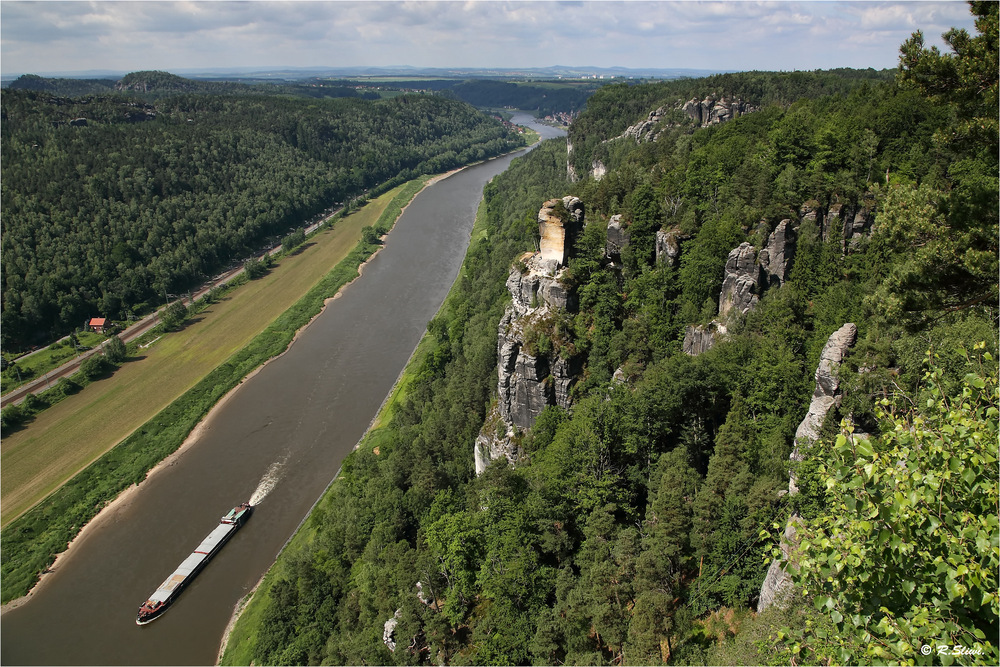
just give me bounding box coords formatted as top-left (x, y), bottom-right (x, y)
top-left (282, 228), bottom-right (307, 252)
top-left (1, 404), bottom-right (26, 432)
top-left (160, 300), bottom-right (189, 330)
top-left (80, 355), bottom-right (111, 380)
top-left (244, 257), bottom-right (267, 280)
top-left (20, 393), bottom-right (48, 415)
top-left (103, 335), bottom-right (127, 364)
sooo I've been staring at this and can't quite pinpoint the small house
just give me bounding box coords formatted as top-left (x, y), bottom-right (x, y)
top-left (88, 317), bottom-right (109, 333)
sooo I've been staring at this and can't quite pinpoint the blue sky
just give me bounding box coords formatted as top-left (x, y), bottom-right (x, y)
top-left (0, 1), bottom-right (979, 76)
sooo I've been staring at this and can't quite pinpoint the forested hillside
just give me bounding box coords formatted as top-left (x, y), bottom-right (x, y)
top-left (225, 4), bottom-right (995, 665)
top-left (5, 71), bottom-right (378, 100)
top-left (0, 82), bottom-right (523, 347)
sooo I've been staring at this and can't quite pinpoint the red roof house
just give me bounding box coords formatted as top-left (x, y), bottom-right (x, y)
top-left (88, 317), bottom-right (109, 333)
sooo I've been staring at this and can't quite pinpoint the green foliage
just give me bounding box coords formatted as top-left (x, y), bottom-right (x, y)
top-left (159, 300), bottom-right (189, 331)
top-left (102, 335), bottom-right (127, 364)
top-left (79, 354), bottom-right (111, 380)
top-left (777, 347), bottom-right (999, 665)
top-left (0, 177), bottom-right (430, 605)
top-left (281, 228), bottom-right (307, 253)
top-left (1, 89), bottom-right (523, 347)
top-left (242, 257), bottom-right (267, 281)
top-left (221, 8), bottom-right (998, 662)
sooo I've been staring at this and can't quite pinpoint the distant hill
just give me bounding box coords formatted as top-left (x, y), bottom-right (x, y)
top-left (6, 74), bottom-right (117, 96)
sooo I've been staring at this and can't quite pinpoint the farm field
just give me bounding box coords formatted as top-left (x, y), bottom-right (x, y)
top-left (0, 185), bottom-right (406, 526)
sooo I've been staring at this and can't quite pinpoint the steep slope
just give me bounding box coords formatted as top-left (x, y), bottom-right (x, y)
top-left (220, 9), bottom-right (996, 663)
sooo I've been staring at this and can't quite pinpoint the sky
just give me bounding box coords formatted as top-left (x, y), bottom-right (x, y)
top-left (0, 0), bottom-right (979, 77)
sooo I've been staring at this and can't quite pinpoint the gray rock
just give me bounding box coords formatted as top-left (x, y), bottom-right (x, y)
top-left (591, 160), bottom-right (608, 180)
top-left (383, 608), bottom-right (402, 651)
top-left (683, 320), bottom-right (728, 356)
top-left (655, 227), bottom-right (682, 266)
top-left (758, 517), bottom-right (801, 612)
top-left (847, 208), bottom-right (872, 251)
top-left (759, 219), bottom-right (797, 288)
top-left (760, 323), bottom-right (857, 613)
top-left (606, 214), bottom-right (629, 262)
top-left (476, 198), bottom-right (586, 475)
top-left (621, 106), bottom-right (667, 143)
top-left (789, 322), bottom-right (858, 484)
top-left (680, 95), bottom-right (758, 127)
top-left (718, 242), bottom-right (762, 321)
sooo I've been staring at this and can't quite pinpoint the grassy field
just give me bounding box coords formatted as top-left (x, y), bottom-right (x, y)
top-left (0, 186), bottom-right (407, 527)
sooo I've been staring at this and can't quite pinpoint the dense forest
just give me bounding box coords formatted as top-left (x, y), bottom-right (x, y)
top-left (444, 80), bottom-right (595, 116)
top-left (0, 79), bottom-right (525, 347)
top-left (5, 70), bottom-right (380, 100)
top-left (223, 4), bottom-right (996, 666)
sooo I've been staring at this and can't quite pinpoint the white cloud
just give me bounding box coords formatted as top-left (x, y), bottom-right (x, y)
top-left (0, 0), bottom-right (981, 75)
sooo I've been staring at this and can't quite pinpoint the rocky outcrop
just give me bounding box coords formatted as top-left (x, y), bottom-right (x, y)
top-left (538, 196), bottom-right (584, 266)
top-left (683, 321), bottom-right (727, 356)
top-left (758, 323), bottom-right (858, 613)
top-left (788, 322), bottom-right (858, 493)
top-left (567, 141), bottom-right (579, 183)
top-left (655, 227), bottom-right (683, 267)
top-left (476, 198), bottom-right (585, 475)
top-left (606, 214), bottom-right (629, 263)
top-left (758, 219), bottom-right (798, 288)
top-left (383, 608), bottom-right (402, 651)
top-left (718, 242), bottom-right (762, 321)
top-left (681, 96), bottom-right (758, 127)
top-left (622, 106), bottom-right (669, 143)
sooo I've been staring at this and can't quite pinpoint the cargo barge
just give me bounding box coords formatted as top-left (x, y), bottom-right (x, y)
top-left (136, 502), bottom-right (252, 625)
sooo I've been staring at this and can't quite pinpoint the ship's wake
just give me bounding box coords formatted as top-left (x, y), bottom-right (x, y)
top-left (250, 457), bottom-right (287, 506)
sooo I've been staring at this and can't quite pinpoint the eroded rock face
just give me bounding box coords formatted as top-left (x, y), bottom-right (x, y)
top-left (477, 199), bottom-right (585, 475)
top-left (718, 242), bottom-right (762, 321)
top-left (758, 219), bottom-right (798, 288)
top-left (758, 517), bottom-right (802, 612)
top-left (758, 322), bottom-right (857, 613)
top-left (789, 322), bottom-right (858, 491)
top-left (382, 608), bottom-right (402, 651)
top-left (591, 160), bottom-right (608, 180)
top-left (682, 95), bottom-right (758, 127)
top-left (507, 253), bottom-right (575, 313)
top-left (606, 214), bottom-right (629, 263)
top-left (683, 321), bottom-right (728, 356)
top-left (538, 196), bottom-right (584, 266)
top-left (622, 106), bottom-right (668, 143)
top-left (655, 227), bottom-right (682, 267)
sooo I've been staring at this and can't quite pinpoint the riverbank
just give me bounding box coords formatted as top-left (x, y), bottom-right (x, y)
top-left (218, 187), bottom-right (496, 666)
top-left (0, 177), bottom-right (433, 606)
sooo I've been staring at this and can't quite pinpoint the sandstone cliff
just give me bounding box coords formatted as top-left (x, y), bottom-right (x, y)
top-left (475, 197), bottom-right (584, 475)
top-left (757, 323), bottom-right (857, 612)
top-left (683, 199), bottom-right (873, 356)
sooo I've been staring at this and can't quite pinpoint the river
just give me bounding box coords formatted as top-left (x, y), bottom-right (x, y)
top-left (0, 114), bottom-right (566, 665)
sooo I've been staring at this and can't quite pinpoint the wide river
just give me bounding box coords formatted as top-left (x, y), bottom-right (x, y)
top-left (1, 114), bottom-right (566, 665)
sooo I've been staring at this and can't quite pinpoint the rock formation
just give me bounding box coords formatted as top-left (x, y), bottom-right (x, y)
top-left (758, 219), bottom-right (798, 289)
top-left (622, 106), bottom-right (669, 143)
top-left (538, 196), bottom-right (584, 266)
top-left (655, 227), bottom-right (683, 267)
top-left (475, 197), bottom-right (584, 475)
top-left (682, 321), bottom-right (728, 356)
top-left (718, 242), bottom-right (762, 321)
top-left (758, 323), bottom-right (857, 612)
top-left (605, 214), bottom-right (629, 263)
top-left (788, 322), bottom-right (858, 494)
top-left (382, 608), bottom-right (402, 651)
top-left (681, 96), bottom-right (758, 127)
top-left (601, 95), bottom-right (760, 155)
